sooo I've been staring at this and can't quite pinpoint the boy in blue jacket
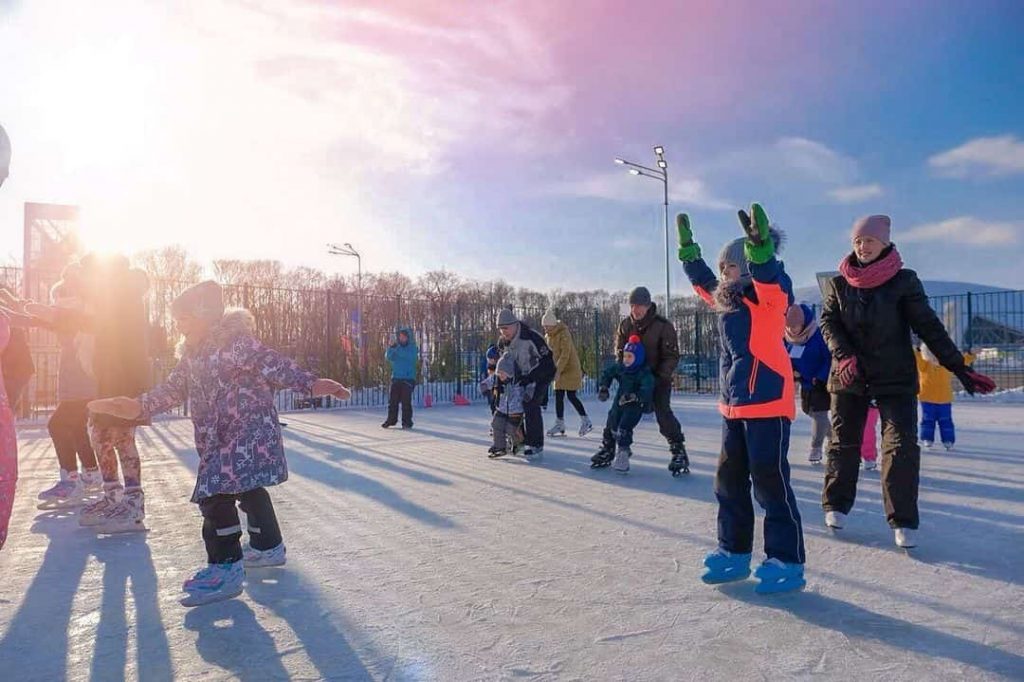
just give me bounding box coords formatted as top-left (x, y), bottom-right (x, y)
top-left (678, 205), bottom-right (806, 594)
top-left (590, 335), bottom-right (655, 474)
top-left (383, 326), bottom-right (418, 429)
top-left (784, 303), bottom-right (832, 464)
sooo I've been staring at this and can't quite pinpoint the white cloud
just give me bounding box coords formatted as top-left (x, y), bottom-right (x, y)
top-left (828, 184), bottom-right (884, 203)
top-left (711, 137), bottom-right (859, 186)
top-left (929, 135), bottom-right (1024, 177)
top-left (550, 171), bottom-right (732, 210)
top-left (901, 217), bottom-right (1019, 246)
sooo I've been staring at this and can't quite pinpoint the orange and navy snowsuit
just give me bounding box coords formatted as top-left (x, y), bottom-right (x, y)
top-left (683, 254), bottom-right (805, 565)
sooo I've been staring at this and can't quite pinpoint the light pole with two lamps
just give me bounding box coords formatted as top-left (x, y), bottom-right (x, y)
top-left (327, 242), bottom-right (365, 384)
top-left (614, 145), bottom-right (672, 315)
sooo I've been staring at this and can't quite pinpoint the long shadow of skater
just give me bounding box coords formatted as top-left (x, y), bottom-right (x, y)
top-left (284, 429), bottom-right (452, 487)
top-left (89, 534), bottom-right (173, 682)
top-left (268, 445), bottom-right (457, 531)
top-left (0, 511), bottom-right (92, 680)
top-left (244, 571), bottom-right (377, 681)
top-left (183, 599), bottom-right (293, 681)
top-left (720, 584), bottom-right (1024, 678)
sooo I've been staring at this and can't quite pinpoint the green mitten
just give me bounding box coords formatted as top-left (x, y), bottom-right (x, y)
top-left (740, 203), bottom-right (774, 264)
top-left (676, 213), bottom-right (701, 263)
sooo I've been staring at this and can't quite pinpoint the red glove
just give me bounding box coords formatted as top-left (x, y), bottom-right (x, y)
top-left (836, 357), bottom-right (860, 387)
top-left (954, 367), bottom-right (996, 396)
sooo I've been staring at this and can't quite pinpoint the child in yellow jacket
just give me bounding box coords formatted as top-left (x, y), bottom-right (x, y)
top-left (917, 344), bottom-right (975, 450)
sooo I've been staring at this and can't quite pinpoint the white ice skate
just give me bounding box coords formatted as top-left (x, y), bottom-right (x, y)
top-left (78, 493), bottom-right (119, 527)
top-left (921, 440), bottom-right (934, 449)
top-left (861, 460), bottom-right (878, 472)
top-left (578, 417), bottom-right (593, 437)
top-left (37, 471), bottom-right (84, 510)
top-left (808, 448), bottom-right (822, 464)
top-left (943, 442), bottom-right (954, 452)
top-left (894, 528), bottom-right (918, 549)
top-left (546, 420), bottom-right (566, 437)
top-left (243, 542), bottom-right (287, 568)
top-left (180, 562), bottom-right (245, 607)
top-left (612, 445), bottom-right (631, 474)
top-left (825, 511), bottom-right (847, 530)
top-left (93, 490), bottom-right (146, 534)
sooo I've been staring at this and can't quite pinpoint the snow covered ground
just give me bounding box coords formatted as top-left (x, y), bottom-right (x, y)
top-left (1, 396), bottom-right (1022, 681)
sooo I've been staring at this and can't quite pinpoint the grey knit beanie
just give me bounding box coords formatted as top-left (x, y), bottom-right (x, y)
top-left (496, 308), bottom-right (518, 327)
top-left (717, 238), bottom-right (750, 278)
top-left (171, 280), bottom-right (225, 323)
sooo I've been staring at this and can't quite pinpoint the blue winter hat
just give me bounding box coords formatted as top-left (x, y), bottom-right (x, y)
top-left (485, 345), bottom-right (499, 361)
top-left (623, 334), bottom-right (646, 371)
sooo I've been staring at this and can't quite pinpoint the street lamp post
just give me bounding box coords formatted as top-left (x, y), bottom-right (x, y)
top-left (615, 145), bottom-right (671, 316)
top-left (328, 242), bottom-right (364, 384)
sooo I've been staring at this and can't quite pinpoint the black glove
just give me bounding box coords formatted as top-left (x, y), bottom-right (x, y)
top-left (598, 387), bottom-right (610, 402)
top-left (516, 375), bottom-right (532, 387)
top-left (618, 392), bottom-right (639, 406)
top-left (643, 401), bottom-right (655, 414)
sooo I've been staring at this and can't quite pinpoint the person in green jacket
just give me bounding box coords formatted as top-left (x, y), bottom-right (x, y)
top-left (382, 326), bottom-right (418, 429)
top-left (590, 335), bottom-right (655, 475)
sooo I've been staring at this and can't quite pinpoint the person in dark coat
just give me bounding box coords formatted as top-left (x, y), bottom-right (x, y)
top-left (611, 287), bottom-right (688, 474)
top-left (496, 308), bottom-right (556, 457)
top-left (819, 214), bottom-right (996, 549)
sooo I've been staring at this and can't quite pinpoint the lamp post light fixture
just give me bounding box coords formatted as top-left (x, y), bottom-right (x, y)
top-left (614, 145), bottom-right (672, 316)
top-left (328, 242), bottom-right (365, 384)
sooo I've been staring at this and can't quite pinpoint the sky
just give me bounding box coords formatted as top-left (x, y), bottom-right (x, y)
top-left (1, 0), bottom-right (1023, 295)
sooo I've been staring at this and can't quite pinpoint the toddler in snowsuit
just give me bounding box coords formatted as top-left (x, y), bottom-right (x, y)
top-left (89, 281), bottom-right (350, 607)
top-left (678, 205), bottom-right (806, 594)
top-left (480, 352), bottom-right (533, 458)
top-left (590, 335), bottom-right (655, 474)
top-left (917, 343), bottom-right (974, 450)
top-left (784, 303), bottom-right (831, 464)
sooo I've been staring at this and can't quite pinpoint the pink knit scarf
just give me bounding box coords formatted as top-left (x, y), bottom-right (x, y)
top-left (838, 246), bottom-right (903, 289)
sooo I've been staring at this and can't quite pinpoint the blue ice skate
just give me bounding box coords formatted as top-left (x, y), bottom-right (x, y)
top-left (701, 549), bottom-right (752, 584)
top-left (754, 558), bottom-right (805, 594)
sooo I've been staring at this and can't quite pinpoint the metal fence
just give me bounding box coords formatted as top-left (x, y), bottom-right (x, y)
top-left (3, 265), bottom-right (1021, 420)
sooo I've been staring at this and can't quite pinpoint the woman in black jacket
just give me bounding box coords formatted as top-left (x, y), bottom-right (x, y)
top-left (819, 215), bottom-right (995, 549)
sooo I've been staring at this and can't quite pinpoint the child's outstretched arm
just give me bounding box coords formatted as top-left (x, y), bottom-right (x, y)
top-left (236, 334), bottom-right (351, 399)
top-left (676, 213), bottom-right (718, 305)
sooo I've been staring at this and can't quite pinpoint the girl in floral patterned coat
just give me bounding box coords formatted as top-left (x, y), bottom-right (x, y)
top-left (90, 280), bottom-right (350, 606)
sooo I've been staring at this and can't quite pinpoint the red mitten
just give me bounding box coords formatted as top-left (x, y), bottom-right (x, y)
top-left (836, 357), bottom-right (859, 387)
top-left (954, 368), bottom-right (996, 396)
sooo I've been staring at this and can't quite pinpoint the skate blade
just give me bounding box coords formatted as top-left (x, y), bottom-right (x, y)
top-left (701, 568), bottom-right (751, 585)
top-left (244, 559), bottom-right (287, 569)
top-left (755, 576), bottom-right (806, 594)
top-left (180, 584), bottom-right (244, 608)
top-left (93, 522), bottom-right (148, 535)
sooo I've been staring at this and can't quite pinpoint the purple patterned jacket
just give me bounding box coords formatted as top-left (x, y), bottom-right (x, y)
top-left (140, 310), bottom-right (316, 502)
